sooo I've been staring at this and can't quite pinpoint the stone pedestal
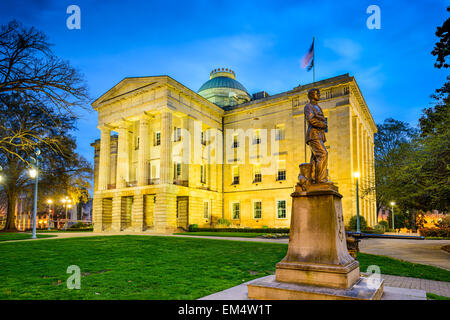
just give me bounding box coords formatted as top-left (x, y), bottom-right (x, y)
top-left (248, 183), bottom-right (383, 300)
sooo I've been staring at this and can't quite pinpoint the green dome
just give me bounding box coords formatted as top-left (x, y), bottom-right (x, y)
top-left (197, 68), bottom-right (251, 108)
top-left (198, 76), bottom-right (248, 93)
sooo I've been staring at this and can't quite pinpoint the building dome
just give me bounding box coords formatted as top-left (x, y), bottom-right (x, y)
top-left (198, 68), bottom-right (251, 108)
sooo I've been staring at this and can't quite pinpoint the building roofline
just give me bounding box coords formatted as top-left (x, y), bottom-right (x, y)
top-left (91, 75), bottom-right (223, 114)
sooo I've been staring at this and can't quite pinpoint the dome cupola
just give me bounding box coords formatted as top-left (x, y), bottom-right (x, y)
top-left (198, 68), bottom-right (251, 108)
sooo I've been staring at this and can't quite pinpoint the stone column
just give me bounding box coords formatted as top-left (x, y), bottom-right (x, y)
top-left (137, 115), bottom-right (150, 186)
top-left (93, 197), bottom-right (103, 232)
top-left (111, 195), bottom-right (122, 232)
top-left (132, 191), bottom-right (144, 231)
top-left (98, 126), bottom-right (111, 190)
top-left (116, 121), bottom-right (131, 189)
top-left (160, 110), bottom-right (172, 184)
top-left (153, 191), bottom-right (177, 233)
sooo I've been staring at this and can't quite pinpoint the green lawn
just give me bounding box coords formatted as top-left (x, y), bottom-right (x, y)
top-left (0, 233), bottom-right (57, 242)
top-left (426, 293), bottom-right (450, 300)
top-left (173, 232), bottom-right (269, 238)
top-left (0, 235), bottom-right (449, 300)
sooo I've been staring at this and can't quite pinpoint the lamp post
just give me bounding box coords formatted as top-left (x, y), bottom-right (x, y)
top-left (353, 172), bottom-right (361, 233)
top-left (62, 197), bottom-right (71, 230)
top-left (47, 199), bottom-right (53, 230)
top-left (67, 203), bottom-right (72, 230)
top-left (29, 148), bottom-right (41, 239)
top-left (390, 201), bottom-right (396, 232)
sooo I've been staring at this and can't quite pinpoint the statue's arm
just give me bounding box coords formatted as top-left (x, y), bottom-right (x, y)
top-left (305, 105), bottom-right (327, 129)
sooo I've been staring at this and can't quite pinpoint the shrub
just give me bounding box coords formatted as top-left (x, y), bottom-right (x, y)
top-left (378, 220), bottom-right (389, 229)
top-left (188, 224), bottom-right (198, 232)
top-left (69, 222), bottom-right (91, 229)
top-left (362, 226), bottom-right (384, 234)
top-left (348, 215), bottom-right (367, 231)
top-left (217, 218), bottom-right (230, 226)
top-left (418, 227), bottom-right (450, 238)
top-left (188, 227), bottom-right (290, 233)
top-left (373, 224), bottom-right (386, 234)
top-left (437, 215), bottom-right (450, 228)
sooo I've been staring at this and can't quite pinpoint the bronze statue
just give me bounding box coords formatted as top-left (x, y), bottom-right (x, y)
top-left (304, 88), bottom-right (328, 184)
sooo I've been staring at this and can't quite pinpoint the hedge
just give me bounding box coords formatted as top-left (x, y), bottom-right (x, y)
top-left (188, 226), bottom-right (290, 233)
top-left (418, 227), bottom-right (450, 238)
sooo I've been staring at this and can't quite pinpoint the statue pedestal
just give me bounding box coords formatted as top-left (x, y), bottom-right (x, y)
top-left (247, 183), bottom-right (383, 300)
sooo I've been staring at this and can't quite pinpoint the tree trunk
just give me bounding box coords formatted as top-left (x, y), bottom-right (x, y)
top-left (4, 188), bottom-right (17, 231)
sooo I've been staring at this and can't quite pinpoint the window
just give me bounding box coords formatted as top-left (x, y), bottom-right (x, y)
top-left (253, 130), bottom-right (261, 145)
top-left (232, 135), bottom-right (239, 148)
top-left (135, 136), bottom-right (140, 150)
top-left (154, 132), bottom-right (161, 146)
top-left (174, 127), bottom-right (181, 142)
top-left (173, 162), bottom-right (181, 179)
top-left (253, 201), bottom-right (262, 219)
top-left (203, 201), bottom-right (210, 219)
top-left (253, 164), bottom-right (261, 183)
top-left (277, 200), bottom-right (286, 219)
top-left (201, 131), bottom-right (207, 146)
top-left (277, 170), bottom-right (286, 181)
top-left (232, 166), bottom-right (239, 185)
top-left (325, 90), bottom-right (332, 99)
top-left (277, 160), bottom-right (286, 181)
top-left (344, 86), bottom-right (350, 95)
top-left (200, 164), bottom-right (206, 184)
top-left (232, 202), bottom-right (240, 220)
top-left (275, 125), bottom-right (285, 141)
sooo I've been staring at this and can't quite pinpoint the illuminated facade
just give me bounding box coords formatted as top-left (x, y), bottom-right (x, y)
top-left (91, 70), bottom-right (377, 233)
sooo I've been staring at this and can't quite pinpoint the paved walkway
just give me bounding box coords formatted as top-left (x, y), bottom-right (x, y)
top-left (359, 238), bottom-right (450, 271)
top-left (377, 274), bottom-right (450, 298)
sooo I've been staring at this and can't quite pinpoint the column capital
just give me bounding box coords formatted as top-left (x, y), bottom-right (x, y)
top-left (98, 124), bottom-right (114, 131)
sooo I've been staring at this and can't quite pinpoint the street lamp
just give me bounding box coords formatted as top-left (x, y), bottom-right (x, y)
top-left (67, 204), bottom-right (72, 230)
top-left (353, 172), bottom-right (361, 233)
top-left (29, 148), bottom-right (41, 239)
top-left (62, 197), bottom-right (71, 230)
top-left (47, 199), bottom-right (53, 230)
top-left (390, 201), bottom-right (396, 232)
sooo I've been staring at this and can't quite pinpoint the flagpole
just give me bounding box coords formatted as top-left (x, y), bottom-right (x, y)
top-left (313, 36), bottom-right (316, 83)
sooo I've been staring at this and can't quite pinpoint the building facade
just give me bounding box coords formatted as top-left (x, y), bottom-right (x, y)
top-left (91, 70), bottom-right (377, 233)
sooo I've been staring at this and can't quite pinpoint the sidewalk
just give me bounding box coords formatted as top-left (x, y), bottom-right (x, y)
top-left (374, 274), bottom-right (449, 298)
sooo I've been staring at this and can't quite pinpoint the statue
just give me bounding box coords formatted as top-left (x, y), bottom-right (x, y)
top-left (247, 88), bottom-right (384, 300)
top-left (304, 88), bottom-right (328, 184)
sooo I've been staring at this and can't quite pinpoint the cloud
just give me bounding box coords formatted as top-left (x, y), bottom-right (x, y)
top-left (323, 38), bottom-right (362, 61)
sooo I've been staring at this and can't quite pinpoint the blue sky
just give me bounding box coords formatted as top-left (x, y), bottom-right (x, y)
top-left (0, 0), bottom-right (448, 166)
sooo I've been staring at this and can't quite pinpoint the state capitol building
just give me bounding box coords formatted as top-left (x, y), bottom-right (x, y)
top-left (91, 69), bottom-right (377, 233)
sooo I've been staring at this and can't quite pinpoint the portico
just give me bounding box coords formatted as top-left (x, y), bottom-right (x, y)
top-left (92, 76), bottom-right (224, 233)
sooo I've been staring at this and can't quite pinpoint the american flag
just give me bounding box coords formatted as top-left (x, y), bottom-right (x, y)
top-left (301, 38), bottom-right (314, 71)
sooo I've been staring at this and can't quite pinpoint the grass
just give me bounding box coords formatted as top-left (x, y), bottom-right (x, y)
top-left (426, 293), bottom-right (450, 300)
top-left (0, 235), bottom-right (449, 299)
top-left (173, 232), bottom-right (269, 238)
top-left (0, 232), bottom-right (57, 242)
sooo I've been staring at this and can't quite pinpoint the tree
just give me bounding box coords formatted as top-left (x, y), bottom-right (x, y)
top-left (415, 7), bottom-right (450, 213)
top-left (0, 20), bottom-right (89, 161)
top-left (431, 6), bottom-right (449, 69)
top-left (374, 118), bottom-right (418, 211)
top-left (0, 94), bottom-right (92, 231)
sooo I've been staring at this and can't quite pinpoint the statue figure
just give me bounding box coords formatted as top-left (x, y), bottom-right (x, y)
top-left (304, 88), bottom-right (328, 184)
